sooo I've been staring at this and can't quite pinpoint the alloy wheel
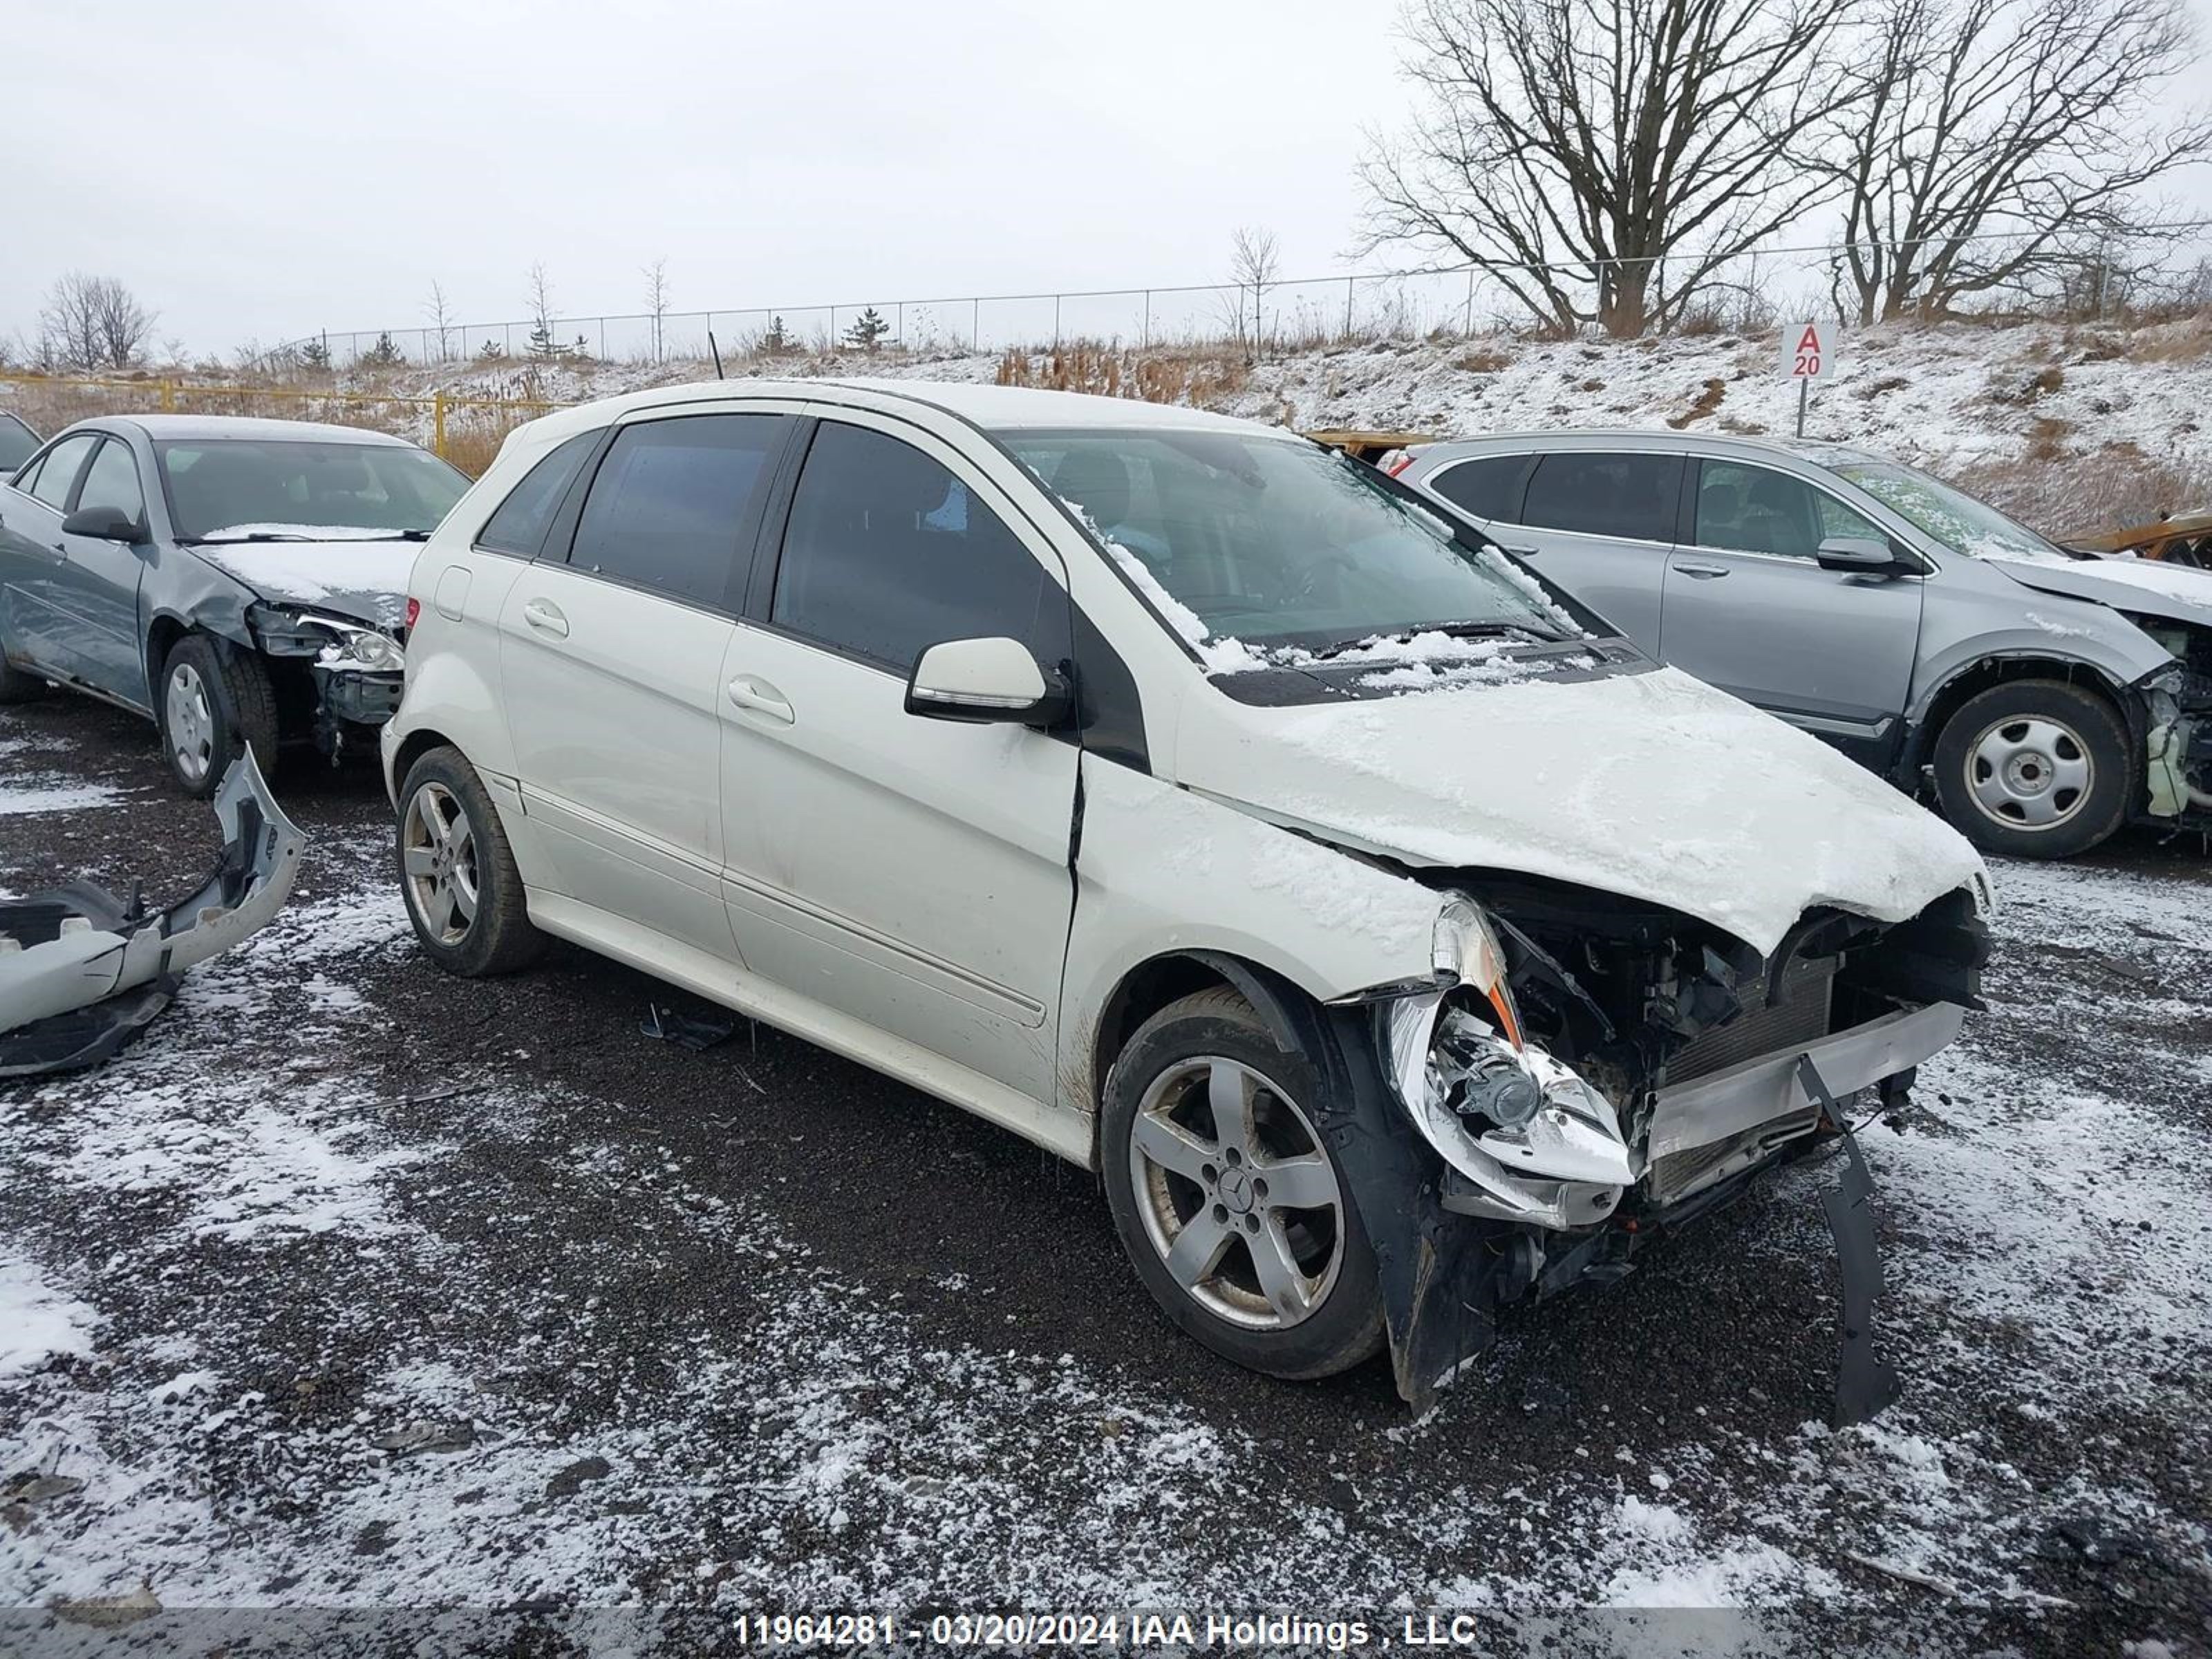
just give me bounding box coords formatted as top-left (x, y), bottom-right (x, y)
top-left (1127, 1056), bottom-right (1346, 1330)
top-left (401, 780), bottom-right (480, 946)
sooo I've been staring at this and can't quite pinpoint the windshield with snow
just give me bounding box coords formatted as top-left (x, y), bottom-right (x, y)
top-left (1829, 459), bottom-right (2063, 563)
top-left (1004, 429), bottom-right (1582, 660)
top-left (157, 438), bottom-right (469, 544)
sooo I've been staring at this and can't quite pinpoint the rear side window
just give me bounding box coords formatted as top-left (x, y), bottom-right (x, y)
top-left (26, 433), bottom-right (99, 510)
top-left (568, 415), bottom-right (785, 608)
top-left (0, 415), bottom-right (38, 474)
top-left (1522, 452), bottom-right (1683, 541)
top-left (76, 438), bottom-right (144, 523)
top-left (771, 422), bottom-right (1059, 672)
top-left (477, 431), bottom-right (599, 557)
top-left (1428, 454), bottom-right (1532, 521)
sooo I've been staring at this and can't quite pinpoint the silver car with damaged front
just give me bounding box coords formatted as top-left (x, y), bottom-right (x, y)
top-left (1394, 428), bottom-right (2212, 858)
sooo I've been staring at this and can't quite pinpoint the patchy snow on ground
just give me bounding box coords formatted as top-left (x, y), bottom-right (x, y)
top-left (0, 715), bottom-right (2206, 1651)
top-left (0, 778), bottom-right (126, 816)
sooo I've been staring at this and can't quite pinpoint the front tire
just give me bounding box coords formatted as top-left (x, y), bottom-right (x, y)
top-left (1931, 679), bottom-right (2132, 859)
top-left (159, 635), bottom-right (278, 798)
top-left (397, 745), bottom-right (544, 977)
top-left (1100, 987), bottom-right (1385, 1381)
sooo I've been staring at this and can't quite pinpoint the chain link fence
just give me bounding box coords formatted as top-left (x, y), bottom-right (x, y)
top-left (283, 224), bottom-right (2212, 371)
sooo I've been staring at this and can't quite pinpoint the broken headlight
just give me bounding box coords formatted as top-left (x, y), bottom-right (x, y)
top-left (1384, 894), bottom-right (1634, 1230)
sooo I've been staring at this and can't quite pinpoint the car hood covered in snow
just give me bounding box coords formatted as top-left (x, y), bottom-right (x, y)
top-left (1987, 554), bottom-right (2212, 629)
top-left (1176, 666), bottom-right (1987, 957)
top-left (192, 537), bottom-right (418, 631)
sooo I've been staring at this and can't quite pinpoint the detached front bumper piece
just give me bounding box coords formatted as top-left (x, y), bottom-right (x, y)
top-left (0, 753), bottom-right (304, 1077)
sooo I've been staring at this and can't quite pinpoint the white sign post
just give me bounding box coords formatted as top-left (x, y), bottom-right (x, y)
top-left (1783, 320), bottom-right (1835, 439)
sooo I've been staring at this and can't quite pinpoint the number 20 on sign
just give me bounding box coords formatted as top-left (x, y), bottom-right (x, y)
top-left (1783, 321), bottom-right (1835, 436)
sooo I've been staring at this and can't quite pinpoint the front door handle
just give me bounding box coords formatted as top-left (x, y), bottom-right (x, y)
top-left (521, 597), bottom-right (569, 637)
top-left (1672, 560), bottom-right (1731, 579)
top-left (1498, 543), bottom-right (1540, 556)
top-left (726, 675), bottom-right (794, 724)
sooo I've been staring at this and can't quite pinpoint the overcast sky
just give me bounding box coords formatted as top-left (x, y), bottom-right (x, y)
top-left (6, 0), bottom-right (2209, 356)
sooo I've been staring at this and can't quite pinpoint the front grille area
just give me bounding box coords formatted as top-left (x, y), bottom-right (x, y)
top-left (1665, 950), bottom-right (1837, 1086)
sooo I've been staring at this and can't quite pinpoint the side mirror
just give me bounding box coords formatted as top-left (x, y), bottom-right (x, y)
top-left (905, 637), bottom-right (1069, 727)
top-left (1817, 535), bottom-right (1913, 576)
top-left (62, 505), bottom-right (144, 543)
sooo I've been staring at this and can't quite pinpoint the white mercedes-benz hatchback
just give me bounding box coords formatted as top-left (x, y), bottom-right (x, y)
top-left (384, 379), bottom-right (1991, 1408)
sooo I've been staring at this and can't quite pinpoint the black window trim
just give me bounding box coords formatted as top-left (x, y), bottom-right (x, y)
top-left (742, 409), bottom-right (1076, 682)
top-left (538, 411), bottom-right (798, 620)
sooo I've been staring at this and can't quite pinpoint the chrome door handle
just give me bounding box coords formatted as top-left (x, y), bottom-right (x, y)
top-left (1671, 560), bottom-right (1731, 579)
top-left (726, 675), bottom-right (794, 724)
top-left (521, 597), bottom-right (569, 637)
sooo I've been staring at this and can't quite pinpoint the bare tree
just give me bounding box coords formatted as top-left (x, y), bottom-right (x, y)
top-left (1819, 0), bottom-right (2211, 323)
top-left (1360, 0), bottom-right (1860, 337)
top-left (525, 261), bottom-right (559, 359)
top-left (39, 272), bottom-right (158, 368)
top-left (644, 257), bottom-right (671, 362)
top-left (1228, 227), bottom-right (1281, 358)
top-left (424, 279), bottom-right (456, 362)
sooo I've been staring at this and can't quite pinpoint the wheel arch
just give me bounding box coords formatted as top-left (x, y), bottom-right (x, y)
top-left (1085, 948), bottom-right (1319, 1165)
top-left (1902, 653), bottom-right (2140, 782)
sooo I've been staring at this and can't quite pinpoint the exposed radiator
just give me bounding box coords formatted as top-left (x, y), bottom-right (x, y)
top-left (1665, 950), bottom-right (1837, 1086)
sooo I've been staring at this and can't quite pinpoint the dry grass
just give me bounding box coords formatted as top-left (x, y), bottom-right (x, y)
top-left (1456, 345), bottom-right (1515, 373)
top-left (993, 341), bottom-right (1248, 408)
top-left (1666, 378), bottom-right (1728, 429)
top-left (1951, 444), bottom-right (2212, 538)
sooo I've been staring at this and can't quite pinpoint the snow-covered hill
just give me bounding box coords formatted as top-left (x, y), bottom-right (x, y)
top-left (361, 314), bottom-right (2212, 536)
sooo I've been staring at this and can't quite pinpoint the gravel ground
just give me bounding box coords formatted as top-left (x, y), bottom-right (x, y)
top-left (1, 693), bottom-right (2207, 1658)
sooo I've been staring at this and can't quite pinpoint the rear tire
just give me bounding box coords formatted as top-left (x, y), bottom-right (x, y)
top-left (1100, 987), bottom-right (1385, 1381)
top-left (1931, 679), bottom-right (2132, 859)
top-left (397, 745), bottom-right (545, 977)
top-left (159, 634), bottom-right (278, 798)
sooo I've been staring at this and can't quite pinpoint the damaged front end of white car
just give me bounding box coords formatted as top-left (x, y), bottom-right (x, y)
top-left (1340, 877), bottom-right (1987, 1424)
top-left (0, 753), bottom-right (304, 1076)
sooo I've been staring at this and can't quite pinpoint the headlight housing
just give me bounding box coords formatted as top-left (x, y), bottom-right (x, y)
top-left (1383, 893), bottom-right (1634, 1230)
top-left (320, 627), bottom-right (406, 673)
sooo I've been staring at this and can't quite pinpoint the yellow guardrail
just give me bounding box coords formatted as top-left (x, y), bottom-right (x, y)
top-left (0, 373), bottom-right (570, 471)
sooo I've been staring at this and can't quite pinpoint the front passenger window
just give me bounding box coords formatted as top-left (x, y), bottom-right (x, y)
top-left (771, 422), bottom-right (1061, 672)
top-left (76, 439), bottom-right (145, 524)
top-left (1696, 462), bottom-right (1885, 560)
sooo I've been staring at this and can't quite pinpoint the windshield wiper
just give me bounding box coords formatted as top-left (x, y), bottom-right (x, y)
top-left (1309, 619), bottom-right (1566, 658)
top-left (189, 532), bottom-right (315, 544)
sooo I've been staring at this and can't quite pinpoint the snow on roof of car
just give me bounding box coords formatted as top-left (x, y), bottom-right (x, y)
top-left (100, 415), bottom-right (418, 447)
top-left (512, 377), bottom-right (1295, 445)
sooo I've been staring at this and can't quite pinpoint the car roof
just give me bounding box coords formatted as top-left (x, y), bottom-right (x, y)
top-left (513, 375), bottom-right (1294, 447)
top-left (72, 414), bottom-right (418, 447)
top-left (1409, 427), bottom-right (1889, 469)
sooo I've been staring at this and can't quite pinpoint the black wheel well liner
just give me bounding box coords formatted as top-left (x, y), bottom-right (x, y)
top-left (1902, 655), bottom-right (2139, 780)
top-left (390, 727), bottom-right (460, 794)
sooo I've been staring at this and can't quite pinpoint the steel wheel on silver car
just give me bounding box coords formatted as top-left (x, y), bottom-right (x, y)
top-left (1102, 987), bottom-right (1384, 1380)
top-left (395, 746), bottom-right (544, 976)
top-left (1932, 679), bottom-right (2131, 859)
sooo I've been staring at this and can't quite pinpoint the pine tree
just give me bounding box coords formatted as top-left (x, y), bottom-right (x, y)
top-left (301, 337), bottom-right (331, 370)
top-left (843, 307), bottom-right (891, 353)
top-left (763, 315), bottom-right (795, 354)
top-left (361, 331), bottom-right (405, 369)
